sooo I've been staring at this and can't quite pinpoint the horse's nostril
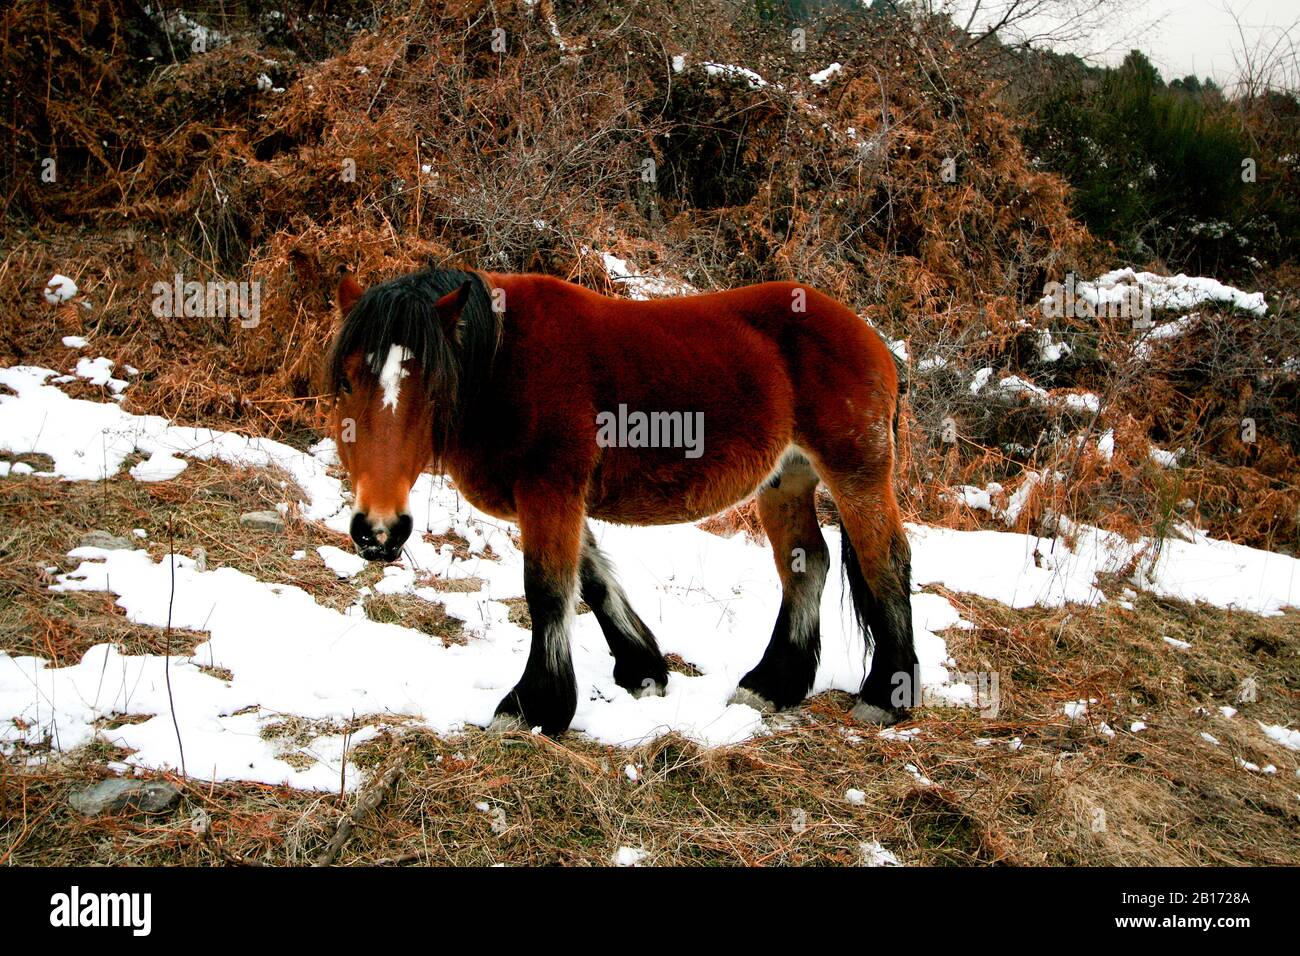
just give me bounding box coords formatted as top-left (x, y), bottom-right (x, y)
top-left (389, 514), bottom-right (414, 551)
top-left (349, 511), bottom-right (376, 548)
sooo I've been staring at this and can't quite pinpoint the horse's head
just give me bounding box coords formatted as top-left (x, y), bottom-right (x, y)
top-left (327, 268), bottom-right (476, 562)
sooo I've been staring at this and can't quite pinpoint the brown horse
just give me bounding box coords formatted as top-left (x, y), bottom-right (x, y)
top-left (327, 266), bottom-right (918, 734)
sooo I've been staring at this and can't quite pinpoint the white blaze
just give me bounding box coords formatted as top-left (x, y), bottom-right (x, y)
top-left (378, 345), bottom-right (413, 411)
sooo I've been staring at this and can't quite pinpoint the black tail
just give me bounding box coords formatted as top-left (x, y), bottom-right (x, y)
top-left (840, 519), bottom-right (919, 711)
top-left (840, 519), bottom-right (875, 655)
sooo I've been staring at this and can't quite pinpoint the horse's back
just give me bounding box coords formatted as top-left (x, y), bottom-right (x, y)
top-left (477, 274), bottom-right (896, 523)
top-left (610, 279), bottom-right (900, 459)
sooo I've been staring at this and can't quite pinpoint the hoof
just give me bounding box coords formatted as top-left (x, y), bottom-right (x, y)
top-left (633, 678), bottom-right (666, 699)
top-left (488, 713), bottom-right (526, 734)
top-left (851, 701), bottom-right (903, 726)
top-left (728, 687), bottom-right (776, 714)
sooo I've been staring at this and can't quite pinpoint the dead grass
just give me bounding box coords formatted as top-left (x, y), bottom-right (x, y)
top-left (0, 453), bottom-right (476, 663)
top-left (365, 593), bottom-right (465, 646)
top-left (2, 455), bottom-right (1296, 866)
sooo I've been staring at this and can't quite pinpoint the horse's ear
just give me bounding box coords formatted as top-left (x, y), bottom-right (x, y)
top-left (435, 280), bottom-right (474, 341)
top-left (336, 268), bottom-right (364, 320)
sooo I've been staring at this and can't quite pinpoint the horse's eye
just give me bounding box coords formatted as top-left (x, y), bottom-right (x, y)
top-left (339, 377), bottom-right (352, 396)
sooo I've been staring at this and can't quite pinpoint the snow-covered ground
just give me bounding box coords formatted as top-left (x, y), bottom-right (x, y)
top-left (1, 363), bottom-right (1297, 791)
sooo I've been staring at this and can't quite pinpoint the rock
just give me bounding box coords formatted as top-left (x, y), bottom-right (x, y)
top-left (68, 778), bottom-right (180, 817)
top-left (239, 510), bottom-right (285, 532)
top-left (79, 530), bottom-right (137, 551)
top-left (727, 687), bottom-right (775, 714)
top-left (487, 713), bottom-right (526, 734)
top-left (850, 701), bottom-right (902, 726)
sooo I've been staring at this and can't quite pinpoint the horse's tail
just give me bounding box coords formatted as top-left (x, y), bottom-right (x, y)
top-left (839, 510), bottom-right (915, 704)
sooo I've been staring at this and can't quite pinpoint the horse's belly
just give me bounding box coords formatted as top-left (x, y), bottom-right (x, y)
top-left (444, 458), bottom-right (518, 522)
top-left (586, 334), bottom-right (795, 524)
top-left (587, 428), bottom-right (789, 524)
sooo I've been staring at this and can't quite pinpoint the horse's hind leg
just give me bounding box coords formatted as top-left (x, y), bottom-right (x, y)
top-left (730, 449), bottom-right (829, 712)
top-left (816, 460), bottom-right (918, 727)
top-left (580, 525), bottom-right (669, 697)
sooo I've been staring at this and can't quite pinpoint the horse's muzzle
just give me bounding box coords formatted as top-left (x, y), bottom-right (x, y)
top-left (350, 511), bottom-right (413, 563)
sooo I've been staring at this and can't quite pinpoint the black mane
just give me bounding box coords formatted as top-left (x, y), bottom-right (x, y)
top-left (328, 267), bottom-right (501, 463)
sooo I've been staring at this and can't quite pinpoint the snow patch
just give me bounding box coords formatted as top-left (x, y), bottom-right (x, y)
top-left (44, 274), bottom-right (77, 304)
top-left (810, 63), bottom-right (842, 85)
top-left (1042, 269), bottom-right (1266, 317)
top-left (702, 61), bottom-right (769, 89)
top-left (1258, 723), bottom-right (1300, 752)
top-left (74, 357), bottom-right (129, 395)
top-left (318, 545), bottom-right (368, 579)
top-left (596, 250), bottom-right (697, 300)
top-left (859, 840), bottom-right (901, 866)
top-left (613, 846), bottom-right (647, 866)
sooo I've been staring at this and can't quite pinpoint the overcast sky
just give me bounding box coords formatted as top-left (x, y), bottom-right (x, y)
top-left (948, 0), bottom-right (1299, 87)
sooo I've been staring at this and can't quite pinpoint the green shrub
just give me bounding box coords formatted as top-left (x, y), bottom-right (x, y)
top-left (1019, 50), bottom-right (1300, 275)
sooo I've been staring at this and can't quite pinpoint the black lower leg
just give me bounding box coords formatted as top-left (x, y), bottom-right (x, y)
top-left (579, 527), bottom-right (668, 695)
top-left (849, 531), bottom-right (919, 715)
top-left (495, 557), bottom-right (579, 734)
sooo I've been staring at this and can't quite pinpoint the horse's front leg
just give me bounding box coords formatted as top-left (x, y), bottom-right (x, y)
top-left (491, 485), bottom-right (585, 735)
